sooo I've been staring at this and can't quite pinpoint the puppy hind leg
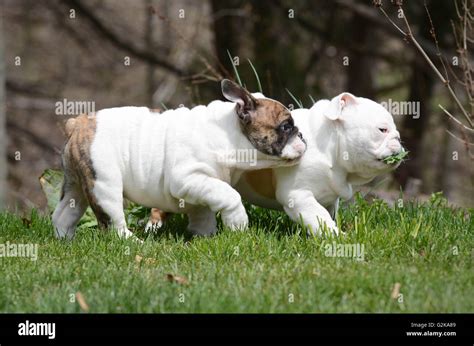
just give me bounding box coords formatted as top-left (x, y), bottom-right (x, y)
top-left (85, 179), bottom-right (141, 242)
top-left (52, 179), bottom-right (88, 240)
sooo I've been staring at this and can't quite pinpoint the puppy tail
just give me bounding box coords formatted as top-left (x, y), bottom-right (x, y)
top-left (65, 118), bottom-right (77, 138)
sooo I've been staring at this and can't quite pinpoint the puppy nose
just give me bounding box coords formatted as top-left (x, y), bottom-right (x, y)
top-left (295, 142), bottom-right (305, 152)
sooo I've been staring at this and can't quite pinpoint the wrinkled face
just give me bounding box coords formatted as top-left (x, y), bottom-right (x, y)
top-left (340, 98), bottom-right (403, 176)
top-left (221, 80), bottom-right (306, 161)
top-left (240, 98), bottom-right (306, 160)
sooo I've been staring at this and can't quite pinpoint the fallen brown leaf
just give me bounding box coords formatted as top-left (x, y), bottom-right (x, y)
top-left (165, 273), bottom-right (189, 285)
top-left (76, 291), bottom-right (89, 312)
top-left (144, 258), bottom-right (157, 264)
top-left (135, 255), bottom-right (157, 265)
top-left (391, 282), bottom-right (401, 299)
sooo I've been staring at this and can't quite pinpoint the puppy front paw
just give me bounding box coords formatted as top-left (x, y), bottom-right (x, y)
top-left (144, 208), bottom-right (166, 234)
top-left (329, 224), bottom-right (340, 236)
top-left (221, 206), bottom-right (249, 231)
top-left (116, 226), bottom-right (144, 244)
top-left (307, 219), bottom-right (340, 237)
top-left (144, 219), bottom-right (163, 234)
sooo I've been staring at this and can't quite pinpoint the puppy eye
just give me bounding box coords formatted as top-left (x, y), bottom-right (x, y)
top-left (280, 122), bottom-right (293, 132)
top-left (379, 128), bottom-right (388, 133)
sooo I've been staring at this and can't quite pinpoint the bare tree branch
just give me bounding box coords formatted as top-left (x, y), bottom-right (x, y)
top-left (378, 1), bottom-right (474, 128)
top-left (6, 79), bottom-right (60, 99)
top-left (6, 121), bottom-right (60, 155)
top-left (439, 104), bottom-right (474, 133)
top-left (335, 0), bottom-right (451, 58)
top-left (272, 0), bottom-right (410, 68)
top-left (446, 129), bottom-right (474, 146)
top-left (65, 0), bottom-right (188, 77)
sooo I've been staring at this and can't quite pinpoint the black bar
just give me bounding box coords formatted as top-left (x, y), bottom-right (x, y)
top-left (0, 314), bottom-right (472, 345)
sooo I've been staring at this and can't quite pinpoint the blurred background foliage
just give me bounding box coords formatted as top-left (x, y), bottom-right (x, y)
top-left (1, 0), bottom-right (473, 211)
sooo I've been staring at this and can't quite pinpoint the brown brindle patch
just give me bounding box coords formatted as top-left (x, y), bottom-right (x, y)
top-left (148, 107), bottom-right (162, 113)
top-left (241, 99), bottom-right (298, 156)
top-left (63, 113), bottom-right (110, 228)
top-left (244, 169), bottom-right (276, 199)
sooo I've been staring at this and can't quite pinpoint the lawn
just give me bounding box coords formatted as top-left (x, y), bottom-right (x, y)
top-left (0, 193), bottom-right (472, 313)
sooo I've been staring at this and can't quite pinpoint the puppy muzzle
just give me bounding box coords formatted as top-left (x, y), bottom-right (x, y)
top-left (280, 132), bottom-right (307, 160)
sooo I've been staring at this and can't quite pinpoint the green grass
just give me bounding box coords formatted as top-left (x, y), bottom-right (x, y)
top-left (0, 193), bottom-right (472, 313)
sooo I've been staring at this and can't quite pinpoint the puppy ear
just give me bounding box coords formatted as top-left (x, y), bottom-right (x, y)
top-left (221, 79), bottom-right (257, 124)
top-left (324, 92), bottom-right (358, 120)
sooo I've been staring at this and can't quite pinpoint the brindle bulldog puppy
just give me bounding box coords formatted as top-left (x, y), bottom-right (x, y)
top-left (52, 80), bottom-right (306, 240)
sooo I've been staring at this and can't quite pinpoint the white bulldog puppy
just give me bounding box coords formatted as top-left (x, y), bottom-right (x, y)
top-left (236, 92), bottom-right (403, 235)
top-left (146, 92), bottom-right (403, 236)
top-left (52, 80), bottom-right (306, 240)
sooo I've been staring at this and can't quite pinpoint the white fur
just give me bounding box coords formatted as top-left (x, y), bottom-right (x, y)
top-left (89, 101), bottom-right (302, 238)
top-left (236, 93), bottom-right (402, 236)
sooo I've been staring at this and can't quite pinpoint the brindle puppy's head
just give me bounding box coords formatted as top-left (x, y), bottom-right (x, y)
top-left (221, 79), bottom-right (306, 160)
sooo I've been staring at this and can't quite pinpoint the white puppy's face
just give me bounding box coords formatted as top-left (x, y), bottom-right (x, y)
top-left (322, 93), bottom-right (403, 180)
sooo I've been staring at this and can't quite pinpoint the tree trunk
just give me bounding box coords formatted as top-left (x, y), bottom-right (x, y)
top-left (394, 55), bottom-right (434, 189)
top-left (345, 14), bottom-right (375, 99)
top-left (145, 0), bottom-right (155, 107)
top-left (252, 1), bottom-right (283, 99)
top-left (0, 11), bottom-right (6, 209)
top-left (211, 0), bottom-right (242, 75)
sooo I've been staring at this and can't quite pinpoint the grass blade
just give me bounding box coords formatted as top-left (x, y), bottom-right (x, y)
top-left (285, 88), bottom-right (303, 108)
top-left (227, 50), bottom-right (242, 86)
top-left (247, 59), bottom-right (262, 93)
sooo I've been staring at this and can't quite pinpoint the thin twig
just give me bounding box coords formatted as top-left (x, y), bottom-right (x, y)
top-left (378, 7), bottom-right (406, 35)
top-left (65, 0), bottom-right (187, 76)
top-left (439, 104), bottom-right (474, 133)
top-left (447, 129), bottom-right (474, 145)
top-left (379, 3), bottom-right (474, 128)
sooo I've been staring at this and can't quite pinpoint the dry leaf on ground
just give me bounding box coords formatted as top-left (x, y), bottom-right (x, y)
top-left (76, 291), bottom-right (90, 312)
top-left (391, 282), bottom-right (401, 299)
top-left (165, 274), bottom-right (189, 285)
